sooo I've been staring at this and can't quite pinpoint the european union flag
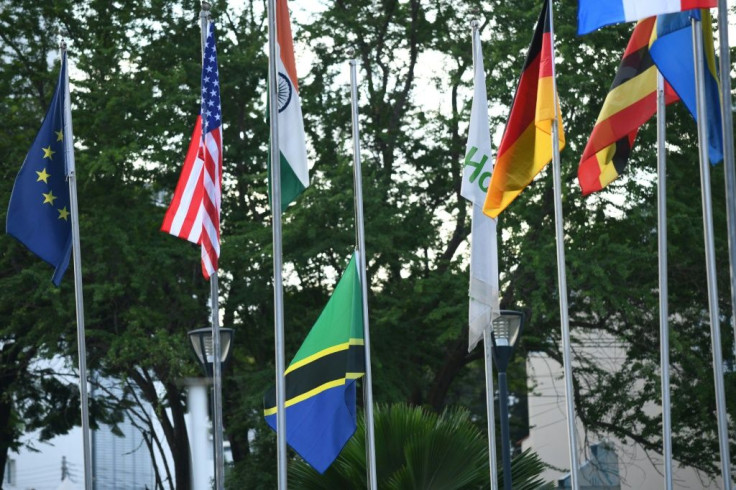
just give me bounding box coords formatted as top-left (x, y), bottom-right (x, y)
top-left (6, 54), bottom-right (72, 286)
top-left (650, 9), bottom-right (723, 164)
top-left (264, 253), bottom-right (365, 473)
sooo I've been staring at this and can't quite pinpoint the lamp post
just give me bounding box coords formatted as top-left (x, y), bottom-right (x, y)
top-left (188, 327), bottom-right (234, 377)
top-left (491, 310), bottom-right (524, 490)
top-left (187, 327), bottom-right (234, 489)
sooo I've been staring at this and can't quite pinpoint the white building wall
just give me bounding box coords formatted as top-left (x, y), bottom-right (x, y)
top-left (523, 347), bottom-right (724, 489)
top-left (92, 416), bottom-right (155, 489)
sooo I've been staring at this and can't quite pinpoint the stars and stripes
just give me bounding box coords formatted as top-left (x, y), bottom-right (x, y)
top-left (162, 22), bottom-right (223, 278)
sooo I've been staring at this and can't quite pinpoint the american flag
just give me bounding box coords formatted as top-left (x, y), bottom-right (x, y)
top-left (162, 22), bottom-right (222, 278)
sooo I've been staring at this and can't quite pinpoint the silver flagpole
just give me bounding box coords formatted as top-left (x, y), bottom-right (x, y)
top-left (546, 2), bottom-right (579, 488)
top-left (716, 0), bottom-right (736, 350)
top-left (267, 0), bottom-right (288, 486)
top-left (199, 4), bottom-right (226, 490)
top-left (60, 41), bottom-right (93, 490)
top-left (482, 326), bottom-right (499, 490)
top-left (470, 19), bottom-right (499, 490)
top-left (656, 71), bottom-right (673, 490)
top-left (348, 54), bottom-right (378, 490)
top-left (210, 273), bottom-right (225, 490)
top-left (692, 18), bottom-right (733, 490)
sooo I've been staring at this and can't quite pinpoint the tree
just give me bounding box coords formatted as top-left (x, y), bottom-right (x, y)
top-left (1, 0), bottom-right (734, 486)
top-left (225, 0), bottom-right (735, 478)
top-left (0, 1), bottom-right (215, 486)
top-left (0, 0), bottom-right (123, 480)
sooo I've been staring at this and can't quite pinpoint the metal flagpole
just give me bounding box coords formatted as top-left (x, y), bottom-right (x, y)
top-left (546, 2), bottom-right (579, 488)
top-left (60, 40), bottom-right (93, 490)
top-left (267, 0), bottom-right (288, 486)
top-left (348, 54), bottom-right (378, 490)
top-left (210, 273), bottom-right (225, 490)
top-left (470, 19), bottom-right (499, 490)
top-left (692, 18), bottom-right (733, 490)
top-left (199, 5), bottom-right (226, 490)
top-left (656, 71), bottom-right (673, 490)
top-left (716, 0), bottom-right (736, 350)
top-left (482, 326), bottom-right (499, 490)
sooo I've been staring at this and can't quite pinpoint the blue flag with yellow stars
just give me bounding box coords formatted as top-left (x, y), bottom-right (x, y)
top-left (6, 54), bottom-right (72, 286)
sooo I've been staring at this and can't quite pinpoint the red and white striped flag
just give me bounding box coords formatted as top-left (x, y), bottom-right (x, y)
top-left (162, 22), bottom-right (222, 278)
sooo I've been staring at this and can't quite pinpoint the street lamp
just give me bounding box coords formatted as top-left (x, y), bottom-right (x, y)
top-left (188, 327), bottom-right (234, 378)
top-left (491, 310), bottom-right (524, 490)
top-left (187, 327), bottom-right (234, 490)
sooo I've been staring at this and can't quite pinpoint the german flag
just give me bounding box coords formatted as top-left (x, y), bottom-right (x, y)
top-left (264, 253), bottom-right (365, 473)
top-left (578, 17), bottom-right (678, 195)
top-left (483, 0), bottom-right (565, 218)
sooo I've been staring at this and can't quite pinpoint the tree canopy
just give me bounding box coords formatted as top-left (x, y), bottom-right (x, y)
top-left (0, 0), bottom-right (734, 487)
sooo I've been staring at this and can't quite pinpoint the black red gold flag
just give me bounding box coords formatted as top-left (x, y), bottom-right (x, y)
top-left (483, 0), bottom-right (565, 218)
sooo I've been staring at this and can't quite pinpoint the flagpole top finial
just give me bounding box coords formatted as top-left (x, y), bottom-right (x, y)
top-left (56, 26), bottom-right (67, 51)
top-left (470, 19), bottom-right (479, 29)
top-left (347, 47), bottom-right (356, 59)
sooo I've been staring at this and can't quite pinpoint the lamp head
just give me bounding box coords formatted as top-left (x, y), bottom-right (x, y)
top-left (188, 327), bottom-right (234, 378)
top-left (491, 310), bottom-right (524, 371)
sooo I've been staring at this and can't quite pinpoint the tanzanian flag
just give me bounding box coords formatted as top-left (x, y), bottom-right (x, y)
top-left (264, 252), bottom-right (365, 473)
top-left (578, 18), bottom-right (678, 195)
top-left (483, 0), bottom-right (565, 218)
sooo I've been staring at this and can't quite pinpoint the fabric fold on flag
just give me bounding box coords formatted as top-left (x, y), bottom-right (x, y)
top-left (272, 0), bottom-right (309, 212)
top-left (578, 0), bottom-right (717, 35)
top-left (461, 29), bottom-right (500, 352)
top-left (578, 18), bottom-right (679, 195)
top-left (483, 0), bottom-right (565, 218)
top-left (7, 53), bottom-right (73, 286)
top-left (650, 8), bottom-right (723, 165)
top-left (162, 22), bottom-right (223, 278)
top-left (263, 252), bottom-right (365, 473)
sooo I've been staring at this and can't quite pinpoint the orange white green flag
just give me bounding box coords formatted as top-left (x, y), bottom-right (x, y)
top-left (274, 0), bottom-right (309, 211)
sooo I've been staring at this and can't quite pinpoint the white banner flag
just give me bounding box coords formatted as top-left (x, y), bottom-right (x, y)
top-left (463, 30), bottom-right (500, 352)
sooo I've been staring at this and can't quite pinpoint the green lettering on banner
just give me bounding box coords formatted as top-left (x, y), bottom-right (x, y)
top-left (479, 171), bottom-right (491, 193)
top-left (464, 146), bottom-right (491, 193)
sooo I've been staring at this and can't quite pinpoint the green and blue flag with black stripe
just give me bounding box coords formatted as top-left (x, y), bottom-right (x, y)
top-left (264, 252), bottom-right (365, 473)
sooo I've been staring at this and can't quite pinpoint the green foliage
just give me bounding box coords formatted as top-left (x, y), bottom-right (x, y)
top-left (288, 403), bottom-right (553, 490)
top-left (1, 0), bottom-right (735, 486)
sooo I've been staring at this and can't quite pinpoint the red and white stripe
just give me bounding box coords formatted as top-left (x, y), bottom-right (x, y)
top-left (162, 116), bottom-right (222, 278)
top-left (200, 120), bottom-right (222, 277)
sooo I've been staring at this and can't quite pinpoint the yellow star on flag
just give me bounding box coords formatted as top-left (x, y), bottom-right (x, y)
top-left (57, 206), bottom-right (70, 221)
top-left (55, 130), bottom-right (63, 142)
top-left (36, 168), bottom-right (50, 183)
top-left (42, 190), bottom-right (57, 205)
top-left (42, 146), bottom-right (55, 159)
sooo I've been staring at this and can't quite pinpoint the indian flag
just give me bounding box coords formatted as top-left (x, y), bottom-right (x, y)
top-left (275, 0), bottom-right (309, 211)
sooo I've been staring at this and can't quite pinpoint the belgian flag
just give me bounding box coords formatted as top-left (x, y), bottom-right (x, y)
top-left (483, 0), bottom-right (565, 218)
top-left (264, 252), bottom-right (365, 473)
top-left (578, 17), bottom-right (678, 195)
